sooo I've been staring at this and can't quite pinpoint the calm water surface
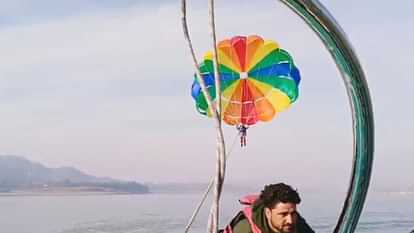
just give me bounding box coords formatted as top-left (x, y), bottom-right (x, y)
top-left (0, 192), bottom-right (413, 233)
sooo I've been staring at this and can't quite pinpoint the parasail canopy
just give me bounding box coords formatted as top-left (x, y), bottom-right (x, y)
top-left (191, 35), bottom-right (301, 126)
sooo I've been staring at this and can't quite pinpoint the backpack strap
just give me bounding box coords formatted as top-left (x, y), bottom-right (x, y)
top-left (242, 206), bottom-right (262, 233)
top-left (221, 225), bottom-right (233, 233)
top-left (221, 194), bottom-right (262, 233)
top-left (239, 194), bottom-right (259, 205)
top-left (221, 210), bottom-right (245, 233)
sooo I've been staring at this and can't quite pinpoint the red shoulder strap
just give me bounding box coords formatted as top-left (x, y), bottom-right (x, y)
top-left (222, 225), bottom-right (233, 233)
top-left (222, 194), bottom-right (261, 233)
top-left (239, 194), bottom-right (259, 205)
top-left (242, 206), bottom-right (262, 233)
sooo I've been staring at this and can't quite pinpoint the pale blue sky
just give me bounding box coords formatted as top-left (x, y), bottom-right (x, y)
top-left (0, 0), bottom-right (413, 194)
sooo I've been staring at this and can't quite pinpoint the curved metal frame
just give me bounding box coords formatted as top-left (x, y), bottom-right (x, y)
top-left (279, 1), bottom-right (375, 233)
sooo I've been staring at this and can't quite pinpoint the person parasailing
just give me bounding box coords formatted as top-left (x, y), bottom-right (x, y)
top-left (236, 124), bottom-right (248, 147)
top-left (190, 35), bottom-right (301, 149)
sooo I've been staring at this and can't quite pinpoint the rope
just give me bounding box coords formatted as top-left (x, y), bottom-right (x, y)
top-left (184, 77), bottom-right (260, 232)
top-left (184, 131), bottom-right (240, 233)
top-left (182, 1), bottom-right (262, 231)
top-left (207, 0), bottom-right (226, 232)
top-left (181, 1), bottom-right (227, 233)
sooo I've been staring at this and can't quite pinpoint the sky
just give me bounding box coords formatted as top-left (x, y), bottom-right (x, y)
top-left (0, 0), bottom-right (413, 194)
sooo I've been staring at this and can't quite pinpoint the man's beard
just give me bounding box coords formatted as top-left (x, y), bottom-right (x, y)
top-left (274, 224), bottom-right (296, 233)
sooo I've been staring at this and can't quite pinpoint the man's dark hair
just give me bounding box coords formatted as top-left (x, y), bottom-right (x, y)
top-left (259, 183), bottom-right (301, 208)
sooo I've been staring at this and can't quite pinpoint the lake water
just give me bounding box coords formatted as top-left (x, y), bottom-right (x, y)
top-left (0, 192), bottom-right (413, 233)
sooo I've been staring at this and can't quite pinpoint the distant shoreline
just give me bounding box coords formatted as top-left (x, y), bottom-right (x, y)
top-left (0, 186), bottom-right (149, 197)
top-left (1, 187), bottom-right (413, 197)
top-left (0, 190), bottom-right (149, 197)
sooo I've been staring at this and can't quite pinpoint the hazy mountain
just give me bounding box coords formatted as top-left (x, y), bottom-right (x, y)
top-left (0, 155), bottom-right (148, 194)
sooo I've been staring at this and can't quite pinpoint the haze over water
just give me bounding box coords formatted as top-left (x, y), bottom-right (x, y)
top-left (1, 191), bottom-right (413, 233)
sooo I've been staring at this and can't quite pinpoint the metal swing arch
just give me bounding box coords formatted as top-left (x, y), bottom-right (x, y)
top-left (181, 1), bottom-right (375, 233)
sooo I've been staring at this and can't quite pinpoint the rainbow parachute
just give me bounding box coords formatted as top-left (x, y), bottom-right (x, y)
top-left (191, 35), bottom-right (301, 126)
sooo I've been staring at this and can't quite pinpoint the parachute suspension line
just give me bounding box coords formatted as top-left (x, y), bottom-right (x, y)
top-left (181, 1), bottom-right (227, 233)
top-left (237, 100), bottom-right (258, 147)
top-left (184, 131), bottom-right (241, 233)
top-left (227, 130), bottom-right (243, 156)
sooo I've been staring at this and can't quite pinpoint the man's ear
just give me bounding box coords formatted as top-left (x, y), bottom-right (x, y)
top-left (264, 207), bottom-right (272, 219)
